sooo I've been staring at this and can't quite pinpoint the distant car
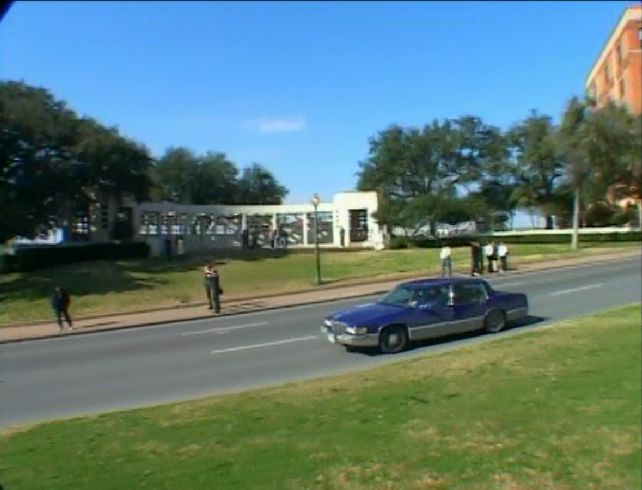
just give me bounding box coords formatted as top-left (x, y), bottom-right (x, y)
top-left (321, 277), bottom-right (528, 354)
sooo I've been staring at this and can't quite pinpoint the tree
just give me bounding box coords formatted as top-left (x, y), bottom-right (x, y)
top-left (154, 147), bottom-right (199, 203)
top-left (236, 163), bottom-right (288, 204)
top-left (592, 108), bottom-right (641, 230)
top-left (559, 96), bottom-right (591, 249)
top-left (559, 98), bottom-right (638, 247)
top-left (507, 111), bottom-right (564, 229)
top-left (0, 81), bottom-right (80, 242)
top-left (192, 152), bottom-right (239, 205)
top-left (76, 117), bottom-right (153, 204)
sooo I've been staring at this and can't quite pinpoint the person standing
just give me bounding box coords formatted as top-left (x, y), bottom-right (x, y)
top-left (241, 228), bottom-right (249, 249)
top-left (208, 269), bottom-right (223, 314)
top-left (52, 286), bottom-right (73, 331)
top-left (279, 228), bottom-right (288, 248)
top-left (498, 241), bottom-right (508, 273)
top-left (439, 244), bottom-right (452, 277)
top-left (470, 241), bottom-right (481, 276)
top-left (204, 262), bottom-right (215, 310)
top-left (484, 241), bottom-right (495, 273)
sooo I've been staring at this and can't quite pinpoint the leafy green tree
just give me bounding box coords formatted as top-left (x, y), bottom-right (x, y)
top-left (76, 117), bottom-right (153, 204)
top-left (0, 81), bottom-right (79, 242)
top-left (507, 111), bottom-right (564, 229)
top-left (236, 163), bottom-right (288, 204)
top-left (192, 152), bottom-right (239, 205)
top-left (154, 147), bottom-right (199, 203)
top-left (559, 97), bottom-right (638, 247)
top-left (1, 80), bottom-right (153, 242)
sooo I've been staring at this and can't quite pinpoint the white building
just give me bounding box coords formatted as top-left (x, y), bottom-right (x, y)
top-left (134, 191), bottom-right (385, 256)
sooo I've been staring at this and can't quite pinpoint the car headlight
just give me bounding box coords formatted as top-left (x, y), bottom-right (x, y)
top-left (346, 326), bottom-right (369, 335)
top-left (323, 318), bottom-right (333, 327)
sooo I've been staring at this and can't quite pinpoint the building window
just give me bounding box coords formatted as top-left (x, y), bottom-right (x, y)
top-left (603, 63), bottom-right (610, 84)
top-left (616, 43), bottom-right (622, 67)
top-left (619, 78), bottom-right (625, 97)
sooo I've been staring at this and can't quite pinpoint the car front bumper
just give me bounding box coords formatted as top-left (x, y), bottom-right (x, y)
top-left (320, 326), bottom-right (379, 347)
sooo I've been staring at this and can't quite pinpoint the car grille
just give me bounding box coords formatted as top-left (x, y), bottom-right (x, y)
top-left (329, 321), bottom-right (349, 335)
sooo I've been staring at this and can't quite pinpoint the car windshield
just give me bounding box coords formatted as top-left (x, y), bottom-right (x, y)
top-left (378, 286), bottom-right (416, 306)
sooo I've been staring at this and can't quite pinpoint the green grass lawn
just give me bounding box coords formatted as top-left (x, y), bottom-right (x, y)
top-left (0, 242), bottom-right (639, 325)
top-left (1, 304), bottom-right (640, 489)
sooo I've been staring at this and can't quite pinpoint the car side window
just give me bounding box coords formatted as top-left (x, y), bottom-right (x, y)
top-left (418, 285), bottom-right (450, 307)
top-left (453, 283), bottom-right (487, 305)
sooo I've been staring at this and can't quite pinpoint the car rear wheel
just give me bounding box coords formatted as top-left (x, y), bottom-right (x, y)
top-left (484, 310), bottom-right (506, 334)
top-left (379, 325), bottom-right (408, 354)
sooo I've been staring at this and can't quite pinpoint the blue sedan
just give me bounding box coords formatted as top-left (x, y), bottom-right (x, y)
top-left (322, 277), bottom-right (528, 354)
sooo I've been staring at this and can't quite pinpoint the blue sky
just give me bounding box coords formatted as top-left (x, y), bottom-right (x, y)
top-left (0, 1), bottom-right (633, 206)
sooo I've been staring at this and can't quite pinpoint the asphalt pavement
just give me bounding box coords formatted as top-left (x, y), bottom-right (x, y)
top-left (1, 256), bottom-right (640, 428)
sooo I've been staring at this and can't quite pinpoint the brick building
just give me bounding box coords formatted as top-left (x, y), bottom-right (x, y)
top-left (585, 5), bottom-right (641, 114)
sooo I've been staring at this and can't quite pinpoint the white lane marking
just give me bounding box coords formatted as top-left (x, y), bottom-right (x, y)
top-left (549, 283), bottom-right (604, 296)
top-left (182, 321), bottom-right (269, 336)
top-left (210, 335), bottom-right (317, 355)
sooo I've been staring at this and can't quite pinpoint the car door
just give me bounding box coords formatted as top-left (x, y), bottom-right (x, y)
top-left (450, 282), bottom-right (488, 334)
top-left (407, 285), bottom-right (455, 341)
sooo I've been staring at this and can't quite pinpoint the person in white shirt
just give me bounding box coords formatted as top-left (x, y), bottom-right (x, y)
top-left (498, 241), bottom-right (508, 273)
top-left (484, 242), bottom-right (494, 273)
top-left (439, 245), bottom-right (452, 277)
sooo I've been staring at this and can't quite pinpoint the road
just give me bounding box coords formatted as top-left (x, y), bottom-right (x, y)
top-left (1, 256), bottom-right (640, 427)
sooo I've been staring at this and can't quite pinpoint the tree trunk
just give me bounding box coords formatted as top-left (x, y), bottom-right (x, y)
top-left (637, 200), bottom-right (642, 232)
top-left (571, 185), bottom-right (580, 250)
top-left (545, 214), bottom-right (554, 230)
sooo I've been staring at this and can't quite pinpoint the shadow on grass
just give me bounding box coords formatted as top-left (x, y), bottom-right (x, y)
top-left (0, 261), bottom-right (170, 304)
top-left (353, 315), bottom-right (548, 358)
top-left (125, 247), bottom-right (299, 274)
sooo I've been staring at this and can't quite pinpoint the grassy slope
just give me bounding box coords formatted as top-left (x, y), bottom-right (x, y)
top-left (0, 242), bottom-right (638, 324)
top-left (1, 304), bottom-right (640, 489)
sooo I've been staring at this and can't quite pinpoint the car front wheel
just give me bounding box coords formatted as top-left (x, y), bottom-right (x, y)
top-left (484, 310), bottom-right (506, 334)
top-left (379, 325), bottom-right (408, 354)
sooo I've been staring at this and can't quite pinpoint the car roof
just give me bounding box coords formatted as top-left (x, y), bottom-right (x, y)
top-left (398, 277), bottom-right (487, 288)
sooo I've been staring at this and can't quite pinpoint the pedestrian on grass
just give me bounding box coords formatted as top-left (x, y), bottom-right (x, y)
top-left (484, 241), bottom-right (494, 273)
top-left (204, 262), bottom-right (215, 309)
top-left (203, 262), bottom-right (223, 313)
top-left (279, 228), bottom-right (288, 248)
top-left (498, 241), bottom-right (508, 273)
top-left (439, 244), bottom-right (452, 277)
top-left (470, 241), bottom-right (482, 276)
top-left (271, 228), bottom-right (278, 249)
top-left (52, 285), bottom-right (73, 331)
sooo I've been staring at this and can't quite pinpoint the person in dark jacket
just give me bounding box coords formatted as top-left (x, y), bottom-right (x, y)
top-left (52, 286), bottom-right (73, 331)
top-left (204, 263), bottom-right (223, 313)
top-left (470, 241), bottom-right (478, 276)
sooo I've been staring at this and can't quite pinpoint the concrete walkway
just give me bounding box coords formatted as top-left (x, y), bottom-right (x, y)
top-left (1, 248), bottom-right (639, 344)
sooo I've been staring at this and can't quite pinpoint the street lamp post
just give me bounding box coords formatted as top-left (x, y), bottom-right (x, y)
top-left (311, 193), bottom-right (321, 284)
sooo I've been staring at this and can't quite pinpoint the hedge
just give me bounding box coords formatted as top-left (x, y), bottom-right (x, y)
top-left (390, 231), bottom-right (641, 249)
top-left (0, 241), bottom-right (150, 273)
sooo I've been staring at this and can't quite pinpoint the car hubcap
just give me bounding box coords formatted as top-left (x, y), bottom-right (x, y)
top-left (388, 333), bottom-right (400, 346)
top-left (490, 312), bottom-right (504, 331)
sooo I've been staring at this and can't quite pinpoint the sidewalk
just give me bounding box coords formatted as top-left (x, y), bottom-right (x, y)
top-left (1, 248), bottom-right (639, 344)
